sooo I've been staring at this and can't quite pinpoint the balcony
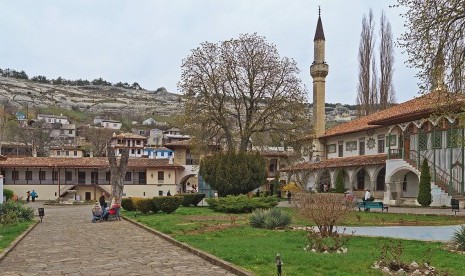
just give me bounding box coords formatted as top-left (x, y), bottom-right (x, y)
top-left (388, 149), bottom-right (403, 160)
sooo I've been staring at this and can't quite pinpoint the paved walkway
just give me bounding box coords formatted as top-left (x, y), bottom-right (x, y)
top-left (0, 202), bottom-right (233, 276)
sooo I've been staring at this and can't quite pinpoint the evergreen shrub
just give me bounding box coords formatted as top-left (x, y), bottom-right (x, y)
top-left (205, 195), bottom-right (279, 213)
top-left (153, 196), bottom-right (183, 213)
top-left (335, 170), bottom-right (345, 193)
top-left (0, 201), bottom-right (34, 225)
top-left (3, 189), bottom-right (14, 201)
top-left (121, 198), bottom-right (136, 211)
top-left (136, 198), bottom-right (154, 214)
top-left (417, 159), bottom-right (432, 207)
top-left (179, 193), bottom-right (205, 207)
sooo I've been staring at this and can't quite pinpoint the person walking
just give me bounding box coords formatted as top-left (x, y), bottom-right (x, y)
top-left (30, 190), bottom-right (37, 202)
top-left (26, 191), bottom-right (30, 203)
top-left (99, 193), bottom-right (106, 211)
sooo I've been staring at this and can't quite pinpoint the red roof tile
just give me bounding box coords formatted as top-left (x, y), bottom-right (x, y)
top-left (0, 157), bottom-right (184, 170)
top-left (281, 154), bottom-right (386, 172)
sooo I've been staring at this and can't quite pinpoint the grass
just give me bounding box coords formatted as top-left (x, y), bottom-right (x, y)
top-left (0, 221), bottom-right (35, 252)
top-left (123, 207), bottom-right (465, 275)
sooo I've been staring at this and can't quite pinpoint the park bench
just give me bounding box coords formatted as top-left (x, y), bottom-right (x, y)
top-left (357, 201), bottom-right (389, 212)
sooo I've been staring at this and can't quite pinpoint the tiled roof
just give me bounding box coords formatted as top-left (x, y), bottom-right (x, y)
top-left (321, 91), bottom-right (464, 138)
top-left (281, 154), bottom-right (386, 172)
top-left (0, 157), bottom-right (184, 170)
top-left (320, 113), bottom-right (381, 138)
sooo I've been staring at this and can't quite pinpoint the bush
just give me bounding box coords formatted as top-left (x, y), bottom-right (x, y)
top-left (153, 196), bottom-right (182, 214)
top-left (451, 225), bottom-right (465, 251)
top-left (250, 208), bottom-right (291, 229)
top-left (335, 170), bottom-right (345, 193)
top-left (418, 159), bottom-right (432, 207)
top-left (121, 198), bottom-right (136, 211)
top-left (136, 198), bottom-right (154, 214)
top-left (206, 195), bottom-right (279, 213)
top-left (3, 189), bottom-right (14, 201)
top-left (0, 201), bottom-right (34, 225)
top-left (179, 193), bottom-right (205, 207)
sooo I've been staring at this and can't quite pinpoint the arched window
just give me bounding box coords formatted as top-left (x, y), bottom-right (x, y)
top-left (376, 168), bottom-right (386, 191)
top-left (357, 169), bottom-right (366, 190)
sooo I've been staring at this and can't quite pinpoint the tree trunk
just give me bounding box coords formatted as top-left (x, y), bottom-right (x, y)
top-left (107, 144), bottom-right (129, 204)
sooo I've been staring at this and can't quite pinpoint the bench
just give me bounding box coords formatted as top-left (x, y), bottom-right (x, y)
top-left (357, 201), bottom-right (389, 212)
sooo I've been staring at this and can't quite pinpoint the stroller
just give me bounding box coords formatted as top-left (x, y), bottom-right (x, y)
top-left (91, 203), bottom-right (103, 223)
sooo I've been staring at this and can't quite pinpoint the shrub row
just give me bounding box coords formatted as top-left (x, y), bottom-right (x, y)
top-left (122, 195), bottom-right (194, 214)
top-left (206, 195), bottom-right (279, 213)
top-left (0, 201), bottom-right (34, 225)
top-left (178, 193), bottom-right (205, 207)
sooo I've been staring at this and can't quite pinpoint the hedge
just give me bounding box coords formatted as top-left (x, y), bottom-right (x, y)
top-left (205, 195), bottom-right (279, 213)
top-left (121, 198), bottom-right (136, 211)
top-left (153, 196), bottom-right (183, 214)
top-left (179, 193), bottom-right (205, 207)
top-left (135, 198), bottom-right (154, 214)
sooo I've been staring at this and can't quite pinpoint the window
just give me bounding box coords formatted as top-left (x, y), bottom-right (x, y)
top-left (125, 172), bottom-right (132, 181)
top-left (69, 130), bottom-right (73, 134)
top-left (26, 171), bottom-right (32, 180)
top-left (74, 151), bottom-right (77, 156)
top-left (131, 149), bottom-right (135, 154)
top-left (419, 133), bottom-right (428, 150)
top-left (387, 135), bottom-right (397, 146)
top-left (158, 191), bottom-right (163, 196)
top-left (136, 140), bottom-right (141, 145)
top-left (53, 171), bottom-right (58, 181)
top-left (158, 171), bottom-right (164, 181)
top-left (106, 171), bottom-right (111, 181)
top-left (66, 151), bottom-right (69, 156)
top-left (433, 131), bottom-right (442, 149)
top-left (113, 123), bottom-right (117, 127)
top-left (12, 171), bottom-right (19, 180)
top-left (356, 170), bottom-right (366, 190)
top-left (338, 141), bottom-right (343, 157)
top-left (359, 138), bottom-right (365, 156)
top-left (137, 149), bottom-right (141, 154)
top-left (378, 139), bottom-right (385, 153)
top-left (447, 129), bottom-right (459, 148)
top-left (39, 171), bottom-right (46, 180)
top-left (57, 151), bottom-right (61, 156)
top-left (65, 171), bottom-right (72, 181)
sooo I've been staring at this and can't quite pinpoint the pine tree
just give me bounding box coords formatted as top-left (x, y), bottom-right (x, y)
top-left (335, 170), bottom-right (345, 193)
top-left (417, 159), bottom-right (432, 207)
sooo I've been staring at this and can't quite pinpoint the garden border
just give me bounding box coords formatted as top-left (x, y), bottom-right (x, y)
top-left (0, 220), bottom-right (40, 262)
top-left (122, 216), bottom-right (252, 276)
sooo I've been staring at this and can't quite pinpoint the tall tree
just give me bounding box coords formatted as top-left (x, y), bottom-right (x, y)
top-left (179, 33), bottom-right (310, 152)
top-left (107, 144), bottom-right (129, 204)
top-left (379, 11), bottom-right (396, 109)
top-left (81, 127), bottom-right (114, 157)
top-left (396, 0), bottom-right (465, 93)
top-left (357, 9), bottom-right (377, 116)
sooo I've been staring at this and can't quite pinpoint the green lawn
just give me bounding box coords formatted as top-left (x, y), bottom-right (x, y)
top-left (123, 207), bottom-right (465, 275)
top-left (0, 221), bottom-right (35, 252)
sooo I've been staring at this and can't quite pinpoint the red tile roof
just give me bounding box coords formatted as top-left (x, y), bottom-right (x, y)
top-left (0, 157), bottom-right (184, 170)
top-left (321, 91), bottom-right (464, 138)
top-left (281, 154), bottom-right (386, 172)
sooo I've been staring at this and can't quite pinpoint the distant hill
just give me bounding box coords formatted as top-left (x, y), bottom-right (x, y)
top-left (0, 76), bottom-right (182, 117)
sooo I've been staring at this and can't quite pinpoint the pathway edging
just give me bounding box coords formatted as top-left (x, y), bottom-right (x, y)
top-left (122, 216), bottom-right (252, 276)
top-left (0, 220), bottom-right (40, 262)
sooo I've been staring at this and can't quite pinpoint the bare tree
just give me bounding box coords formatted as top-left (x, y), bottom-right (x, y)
top-left (13, 120), bottom-right (53, 156)
top-left (107, 144), bottom-right (129, 203)
top-left (81, 127), bottom-right (114, 157)
top-left (179, 33), bottom-right (310, 152)
top-left (395, 0), bottom-right (465, 93)
top-left (379, 10), bottom-right (396, 109)
top-left (357, 9), bottom-right (378, 116)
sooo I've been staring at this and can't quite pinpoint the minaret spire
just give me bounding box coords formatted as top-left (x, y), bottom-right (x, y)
top-left (310, 8), bottom-right (329, 158)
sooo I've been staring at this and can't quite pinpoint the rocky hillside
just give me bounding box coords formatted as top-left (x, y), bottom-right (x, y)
top-left (0, 76), bottom-right (182, 116)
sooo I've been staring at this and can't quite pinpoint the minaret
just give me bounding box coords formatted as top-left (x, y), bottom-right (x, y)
top-left (310, 7), bottom-right (329, 155)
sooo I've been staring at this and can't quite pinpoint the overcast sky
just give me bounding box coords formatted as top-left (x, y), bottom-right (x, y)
top-left (0, 0), bottom-right (418, 104)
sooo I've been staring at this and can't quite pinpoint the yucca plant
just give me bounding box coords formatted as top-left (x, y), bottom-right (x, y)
top-left (451, 226), bottom-right (465, 251)
top-left (264, 208), bottom-right (292, 229)
top-left (249, 209), bottom-right (267, 228)
top-left (249, 208), bottom-right (291, 229)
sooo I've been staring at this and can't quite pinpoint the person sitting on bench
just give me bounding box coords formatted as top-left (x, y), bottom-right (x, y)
top-left (103, 197), bottom-right (120, 221)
